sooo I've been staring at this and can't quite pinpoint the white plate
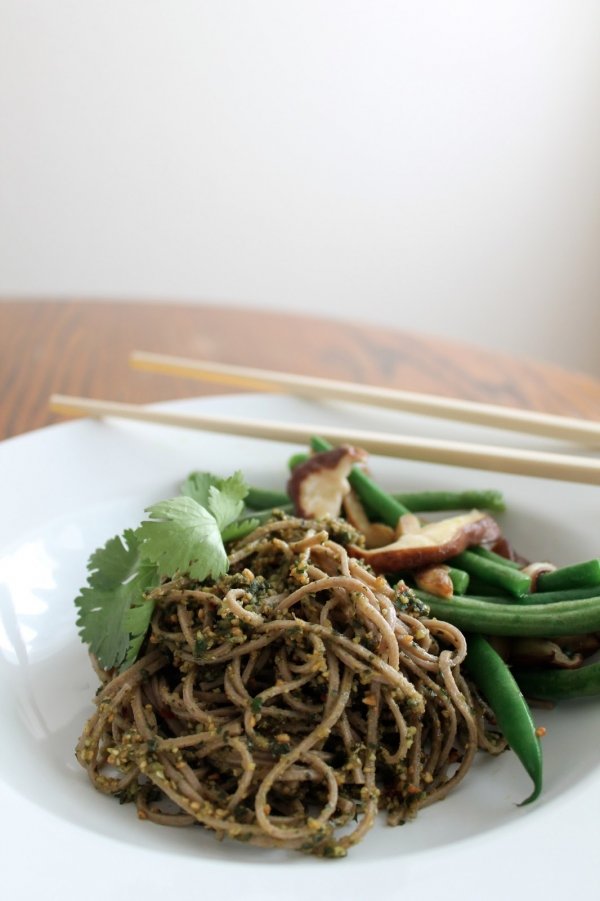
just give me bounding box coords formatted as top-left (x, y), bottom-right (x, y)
top-left (1, 393), bottom-right (599, 901)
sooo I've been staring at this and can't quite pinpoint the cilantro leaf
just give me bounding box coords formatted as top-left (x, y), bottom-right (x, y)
top-left (75, 529), bottom-right (159, 671)
top-left (221, 517), bottom-right (261, 543)
top-left (75, 470), bottom-right (256, 673)
top-left (121, 559), bottom-right (161, 668)
top-left (138, 496), bottom-right (229, 581)
top-left (180, 471), bottom-right (219, 507)
top-left (181, 469), bottom-right (249, 531)
top-left (207, 473), bottom-right (248, 530)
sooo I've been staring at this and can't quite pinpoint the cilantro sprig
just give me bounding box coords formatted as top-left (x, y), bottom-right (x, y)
top-left (75, 470), bottom-right (257, 673)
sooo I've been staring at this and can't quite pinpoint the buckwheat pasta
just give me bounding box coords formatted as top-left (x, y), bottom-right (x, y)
top-left (76, 515), bottom-right (504, 857)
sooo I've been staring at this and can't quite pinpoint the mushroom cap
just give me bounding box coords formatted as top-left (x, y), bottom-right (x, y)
top-left (287, 446), bottom-right (367, 519)
top-left (347, 510), bottom-right (501, 571)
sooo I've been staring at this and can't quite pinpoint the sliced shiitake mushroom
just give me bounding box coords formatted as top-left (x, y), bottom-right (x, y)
top-left (521, 561), bottom-right (557, 592)
top-left (342, 490), bottom-right (395, 548)
top-left (287, 446), bottom-right (367, 519)
top-left (413, 564), bottom-right (454, 598)
top-left (490, 536), bottom-right (529, 566)
top-left (347, 510), bottom-right (501, 572)
top-left (506, 638), bottom-right (583, 669)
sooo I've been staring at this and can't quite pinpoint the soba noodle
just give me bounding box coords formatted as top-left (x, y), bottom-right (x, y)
top-left (76, 514), bottom-right (505, 857)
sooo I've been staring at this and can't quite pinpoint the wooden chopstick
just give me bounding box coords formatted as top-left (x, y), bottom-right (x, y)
top-left (49, 393), bottom-right (600, 485)
top-left (129, 350), bottom-right (600, 447)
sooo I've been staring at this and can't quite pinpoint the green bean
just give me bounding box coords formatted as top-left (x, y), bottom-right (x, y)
top-left (512, 660), bottom-right (600, 700)
top-left (288, 451), bottom-right (309, 470)
top-left (537, 559), bottom-right (600, 593)
top-left (471, 549), bottom-right (600, 598)
top-left (475, 586), bottom-right (600, 606)
top-left (245, 486), bottom-right (290, 510)
top-left (394, 490), bottom-right (505, 513)
top-left (463, 577), bottom-right (512, 597)
top-left (465, 634), bottom-right (542, 804)
top-left (519, 585), bottom-right (600, 604)
top-left (469, 546), bottom-right (522, 570)
top-left (448, 567), bottom-right (470, 595)
top-left (310, 436), bottom-right (411, 523)
top-left (450, 551), bottom-right (531, 598)
top-left (414, 590), bottom-right (600, 636)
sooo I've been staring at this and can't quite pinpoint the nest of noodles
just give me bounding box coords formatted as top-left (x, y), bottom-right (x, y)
top-left (76, 514), bottom-right (505, 857)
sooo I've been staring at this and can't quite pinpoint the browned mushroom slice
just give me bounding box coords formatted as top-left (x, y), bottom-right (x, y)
top-left (342, 490), bottom-right (395, 548)
top-left (490, 536), bottom-right (529, 566)
top-left (395, 513), bottom-right (421, 537)
top-left (413, 564), bottom-right (454, 598)
top-left (508, 638), bottom-right (583, 669)
top-left (287, 446), bottom-right (368, 519)
top-left (521, 561), bottom-right (557, 592)
top-left (552, 633), bottom-right (600, 658)
top-left (347, 510), bottom-right (501, 572)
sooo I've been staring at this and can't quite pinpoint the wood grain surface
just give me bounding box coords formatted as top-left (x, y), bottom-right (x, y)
top-left (1, 299), bottom-right (600, 440)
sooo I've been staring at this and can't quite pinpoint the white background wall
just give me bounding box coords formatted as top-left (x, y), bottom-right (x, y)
top-left (1, 1), bottom-right (599, 376)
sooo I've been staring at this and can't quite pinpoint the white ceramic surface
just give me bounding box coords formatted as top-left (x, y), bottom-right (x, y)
top-left (1, 394), bottom-right (599, 901)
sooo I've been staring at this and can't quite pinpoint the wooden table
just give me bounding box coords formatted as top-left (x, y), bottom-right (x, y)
top-left (2, 299), bottom-right (600, 441)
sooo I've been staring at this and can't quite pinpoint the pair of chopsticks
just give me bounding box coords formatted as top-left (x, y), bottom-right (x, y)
top-left (49, 350), bottom-right (600, 486)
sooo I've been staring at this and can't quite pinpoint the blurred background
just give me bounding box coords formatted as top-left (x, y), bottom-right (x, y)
top-left (1, 1), bottom-right (599, 376)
